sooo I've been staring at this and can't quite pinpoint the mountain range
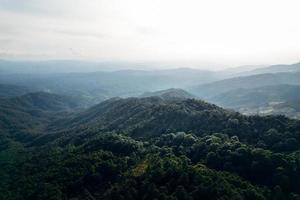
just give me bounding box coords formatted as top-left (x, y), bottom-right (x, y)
top-left (209, 84), bottom-right (300, 118)
top-left (190, 71), bottom-right (300, 98)
top-left (1, 61), bottom-right (300, 199)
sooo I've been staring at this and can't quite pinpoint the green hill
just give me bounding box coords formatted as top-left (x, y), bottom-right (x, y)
top-left (0, 92), bottom-right (82, 141)
top-left (1, 93), bottom-right (300, 200)
top-left (0, 84), bottom-right (31, 97)
top-left (210, 84), bottom-right (300, 119)
top-left (191, 72), bottom-right (300, 98)
top-left (44, 96), bottom-right (300, 153)
top-left (140, 88), bottom-right (197, 100)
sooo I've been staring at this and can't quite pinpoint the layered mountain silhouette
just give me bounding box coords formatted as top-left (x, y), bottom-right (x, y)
top-left (0, 84), bottom-right (31, 97)
top-left (191, 71), bottom-right (300, 98)
top-left (1, 61), bottom-right (300, 199)
top-left (44, 93), bottom-right (299, 152)
top-left (0, 92), bottom-right (81, 141)
top-left (140, 88), bottom-right (197, 100)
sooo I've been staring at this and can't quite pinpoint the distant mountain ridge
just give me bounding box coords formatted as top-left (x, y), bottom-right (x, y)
top-left (2, 87), bottom-right (300, 199)
top-left (1, 60), bottom-right (300, 108)
top-left (210, 84), bottom-right (300, 119)
top-left (140, 88), bottom-right (197, 100)
top-left (0, 67), bottom-right (223, 105)
top-left (0, 84), bottom-right (31, 97)
top-left (51, 96), bottom-right (228, 135)
top-left (0, 92), bottom-right (82, 141)
top-left (211, 84), bottom-right (300, 108)
top-left (191, 71), bottom-right (300, 98)
top-left (48, 95), bottom-right (299, 148)
top-left (240, 62), bottom-right (300, 76)
top-left (4, 92), bottom-right (81, 111)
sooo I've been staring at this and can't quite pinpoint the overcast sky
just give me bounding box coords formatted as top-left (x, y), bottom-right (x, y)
top-left (0, 0), bottom-right (300, 69)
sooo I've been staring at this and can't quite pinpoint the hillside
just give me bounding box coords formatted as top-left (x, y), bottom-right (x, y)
top-left (211, 84), bottom-right (300, 107)
top-left (210, 85), bottom-right (300, 119)
top-left (271, 101), bottom-right (300, 118)
top-left (190, 71), bottom-right (300, 98)
top-left (1, 0), bottom-right (300, 198)
top-left (240, 62), bottom-right (300, 76)
top-left (0, 92), bottom-right (82, 141)
top-left (0, 67), bottom-right (224, 105)
top-left (51, 97), bottom-right (228, 136)
top-left (4, 92), bottom-right (82, 111)
top-left (0, 84), bottom-right (31, 97)
top-left (1, 64), bottom-right (300, 199)
top-left (45, 96), bottom-right (300, 152)
top-left (236, 100), bottom-right (300, 119)
top-left (1, 94), bottom-right (300, 199)
top-left (140, 88), bottom-right (197, 100)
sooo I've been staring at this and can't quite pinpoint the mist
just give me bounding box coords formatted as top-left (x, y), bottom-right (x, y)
top-left (1, 0), bottom-right (300, 69)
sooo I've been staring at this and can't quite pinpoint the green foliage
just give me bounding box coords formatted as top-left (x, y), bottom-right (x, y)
top-left (1, 131), bottom-right (300, 199)
top-left (54, 97), bottom-right (300, 152)
top-left (1, 96), bottom-right (300, 199)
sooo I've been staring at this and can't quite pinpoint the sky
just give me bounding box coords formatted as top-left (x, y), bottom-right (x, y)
top-left (0, 0), bottom-right (300, 69)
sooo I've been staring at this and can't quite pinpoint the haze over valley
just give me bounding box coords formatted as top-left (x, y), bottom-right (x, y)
top-left (1, 0), bottom-right (300, 199)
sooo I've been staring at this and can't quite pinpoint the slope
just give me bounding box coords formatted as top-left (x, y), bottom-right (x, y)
top-left (0, 92), bottom-right (82, 141)
top-left (190, 71), bottom-right (300, 98)
top-left (46, 96), bottom-right (300, 153)
top-left (210, 84), bottom-right (300, 119)
top-left (140, 88), bottom-right (197, 100)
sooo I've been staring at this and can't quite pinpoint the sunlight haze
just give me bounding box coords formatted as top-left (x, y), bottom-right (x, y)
top-left (0, 0), bottom-right (300, 69)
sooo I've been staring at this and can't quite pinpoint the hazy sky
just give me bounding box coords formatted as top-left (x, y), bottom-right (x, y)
top-left (0, 0), bottom-right (300, 68)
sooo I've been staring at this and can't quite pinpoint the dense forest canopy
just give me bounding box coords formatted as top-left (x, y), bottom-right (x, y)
top-left (1, 89), bottom-right (300, 200)
top-left (0, 61), bottom-right (300, 199)
top-left (1, 0), bottom-right (300, 197)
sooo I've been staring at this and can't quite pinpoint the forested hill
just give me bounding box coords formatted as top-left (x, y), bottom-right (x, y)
top-left (50, 96), bottom-right (228, 134)
top-left (209, 84), bottom-right (300, 119)
top-left (211, 84), bottom-right (300, 108)
top-left (0, 84), bottom-right (31, 97)
top-left (2, 92), bottom-right (81, 112)
top-left (44, 96), bottom-right (300, 153)
top-left (1, 92), bottom-right (300, 200)
top-left (240, 62), bottom-right (300, 75)
top-left (0, 92), bottom-right (82, 141)
top-left (140, 88), bottom-right (197, 100)
top-left (191, 71), bottom-right (300, 98)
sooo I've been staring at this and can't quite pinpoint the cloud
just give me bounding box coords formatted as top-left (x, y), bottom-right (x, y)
top-left (0, 0), bottom-right (299, 67)
top-left (52, 29), bottom-right (108, 40)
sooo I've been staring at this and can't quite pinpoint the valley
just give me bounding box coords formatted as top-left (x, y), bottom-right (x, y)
top-left (0, 61), bottom-right (300, 200)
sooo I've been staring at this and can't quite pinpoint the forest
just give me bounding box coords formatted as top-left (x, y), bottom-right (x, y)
top-left (0, 93), bottom-right (300, 200)
top-left (1, 0), bottom-right (300, 198)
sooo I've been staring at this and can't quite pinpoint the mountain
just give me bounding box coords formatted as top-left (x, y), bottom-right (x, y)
top-left (140, 88), bottom-right (197, 100)
top-left (3, 132), bottom-right (283, 200)
top-left (211, 84), bottom-right (300, 108)
top-left (236, 100), bottom-right (300, 119)
top-left (2, 92), bottom-right (82, 112)
top-left (270, 100), bottom-right (300, 118)
top-left (219, 62), bottom-right (300, 78)
top-left (51, 97), bottom-right (227, 136)
top-left (220, 64), bottom-right (268, 76)
top-left (2, 61), bottom-right (300, 199)
top-left (1, 94), bottom-right (300, 199)
top-left (190, 71), bottom-right (300, 98)
top-left (3, 60), bottom-right (299, 107)
top-left (1, 61), bottom-right (300, 105)
top-left (240, 62), bottom-right (300, 76)
top-left (0, 60), bottom-right (150, 74)
top-left (0, 68), bottom-right (223, 105)
top-left (209, 84), bottom-right (300, 119)
top-left (214, 62), bottom-right (300, 78)
top-left (47, 96), bottom-right (300, 152)
top-left (0, 92), bottom-right (82, 141)
top-left (0, 84), bottom-right (31, 97)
